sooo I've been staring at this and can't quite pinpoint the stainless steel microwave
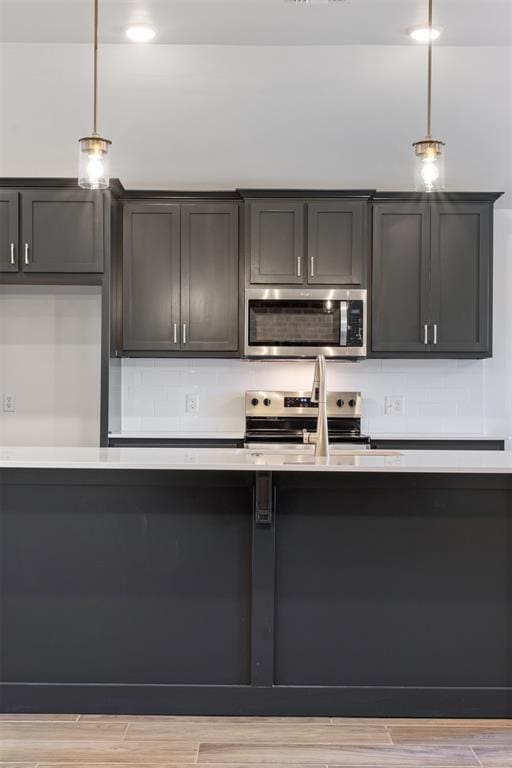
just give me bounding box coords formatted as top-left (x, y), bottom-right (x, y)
top-left (244, 288), bottom-right (367, 358)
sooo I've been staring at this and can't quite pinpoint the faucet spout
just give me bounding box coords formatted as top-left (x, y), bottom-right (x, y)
top-left (303, 354), bottom-right (330, 459)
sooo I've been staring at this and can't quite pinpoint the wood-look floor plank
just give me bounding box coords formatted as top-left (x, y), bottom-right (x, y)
top-left (0, 716), bottom-right (78, 723)
top-left (0, 724), bottom-right (127, 743)
top-left (389, 726), bottom-right (512, 746)
top-left (197, 744), bottom-right (480, 766)
top-left (79, 717), bottom-right (331, 725)
top-left (332, 719), bottom-right (512, 728)
top-left (0, 763), bottom-right (37, 768)
top-left (0, 741), bottom-right (198, 765)
top-left (125, 723), bottom-right (390, 745)
top-left (35, 764), bottom-right (325, 768)
top-left (473, 746), bottom-right (512, 767)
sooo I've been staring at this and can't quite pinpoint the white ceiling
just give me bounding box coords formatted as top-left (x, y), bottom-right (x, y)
top-left (0, 0), bottom-right (510, 46)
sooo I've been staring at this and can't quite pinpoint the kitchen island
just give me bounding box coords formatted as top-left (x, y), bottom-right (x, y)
top-left (1, 447), bottom-right (512, 717)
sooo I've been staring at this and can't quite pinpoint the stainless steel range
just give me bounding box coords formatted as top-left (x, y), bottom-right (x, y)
top-left (244, 390), bottom-right (370, 449)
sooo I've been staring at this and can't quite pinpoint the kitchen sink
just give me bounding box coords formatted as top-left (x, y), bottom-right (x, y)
top-left (246, 447), bottom-right (402, 457)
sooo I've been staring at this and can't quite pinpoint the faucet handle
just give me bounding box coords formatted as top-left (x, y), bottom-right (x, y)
top-left (303, 428), bottom-right (318, 445)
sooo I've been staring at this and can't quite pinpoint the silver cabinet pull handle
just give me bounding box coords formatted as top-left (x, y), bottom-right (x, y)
top-left (182, 323), bottom-right (187, 344)
top-left (424, 324), bottom-right (429, 345)
top-left (310, 256), bottom-right (315, 277)
top-left (173, 323), bottom-right (178, 344)
top-left (433, 324), bottom-right (438, 345)
top-left (24, 243), bottom-right (29, 265)
top-left (297, 256), bottom-right (301, 277)
top-left (10, 243), bottom-right (15, 265)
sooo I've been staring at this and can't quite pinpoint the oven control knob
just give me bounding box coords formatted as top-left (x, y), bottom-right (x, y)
top-left (348, 398), bottom-right (356, 408)
top-left (336, 399), bottom-right (344, 408)
top-left (251, 398), bottom-right (259, 407)
top-left (263, 398), bottom-right (272, 407)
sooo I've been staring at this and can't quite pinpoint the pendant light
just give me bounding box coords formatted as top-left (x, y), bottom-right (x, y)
top-left (412, 0), bottom-right (445, 192)
top-left (78, 0), bottom-right (111, 189)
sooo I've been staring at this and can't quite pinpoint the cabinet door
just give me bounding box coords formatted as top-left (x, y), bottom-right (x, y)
top-left (22, 190), bottom-right (103, 272)
top-left (248, 201), bottom-right (304, 284)
top-left (123, 203), bottom-right (181, 351)
top-left (307, 201), bottom-right (364, 285)
top-left (0, 191), bottom-right (19, 273)
top-left (372, 203), bottom-right (431, 353)
top-left (181, 204), bottom-right (239, 352)
top-left (430, 203), bottom-right (491, 354)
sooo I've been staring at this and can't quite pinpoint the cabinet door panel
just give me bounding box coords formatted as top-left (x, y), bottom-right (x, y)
top-left (430, 203), bottom-right (491, 354)
top-left (123, 204), bottom-right (181, 351)
top-left (249, 201), bottom-right (304, 284)
top-left (307, 201), bottom-right (363, 285)
top-left (372, 203), bottom-right (431, 353)
top-left (181, 204), bottom-right (239, 352)
top-left (22, 190), bottom-right (103, 272)
top-left (0, 191), bottom-right (19, 273)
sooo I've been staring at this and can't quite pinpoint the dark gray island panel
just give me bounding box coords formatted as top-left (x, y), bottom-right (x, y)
top-left (274, 473), bottom-right (511, 688)
top-left (1, 468), bottom-right (511, 717)
top-left (0, 471), bottom-right (252, 687)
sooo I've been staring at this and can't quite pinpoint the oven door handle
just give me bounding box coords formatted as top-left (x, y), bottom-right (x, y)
top-left (340, 301), bottom-right (348, 347)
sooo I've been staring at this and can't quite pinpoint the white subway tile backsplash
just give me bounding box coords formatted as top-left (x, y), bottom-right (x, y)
top-left (118, 355), bottom-right (500, 438)
top-left (141, 369), bottom-right (181, 387)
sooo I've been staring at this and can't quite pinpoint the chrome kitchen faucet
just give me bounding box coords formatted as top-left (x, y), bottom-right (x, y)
top-left (303, 354), bottom-right (330, 460)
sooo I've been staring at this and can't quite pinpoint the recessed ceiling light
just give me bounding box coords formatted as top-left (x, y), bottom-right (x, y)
top-left (408, 25), bottom-right (441, 43)
top-left (125, 25), bottom-right (156, 43)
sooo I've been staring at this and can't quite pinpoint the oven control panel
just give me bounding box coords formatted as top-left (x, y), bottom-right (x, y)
top-left (284, 396), bottom-right (315, 408)
top-left (245, 391), bottom-right (362, 418)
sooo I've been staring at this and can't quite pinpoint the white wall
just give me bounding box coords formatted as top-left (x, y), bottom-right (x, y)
top-left (0, 287), bottom-right (101, 446)
top-left (0, 42), bottom-right (510, 442)
top-left (0, 44), bottom-right (511, 203)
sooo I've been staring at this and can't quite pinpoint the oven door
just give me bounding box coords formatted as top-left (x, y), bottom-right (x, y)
top-left (244, 288), bottom-right (366, 358)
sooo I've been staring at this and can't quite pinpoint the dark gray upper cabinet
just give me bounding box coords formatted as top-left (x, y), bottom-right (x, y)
top-left (22, 190), bottom-right (104, 273)
top-left (372, 202), bottom-right (431, 353)
top-left (372, 197), bottom-right (494, 358)
top-left (430, 203), bottom-right (491, 354)
top-left (0, 191), bottom-right (19, 273)
top-left (123, 203), bottom-right (181, 351)
top-left (247, 197), bottom-right (367, 287)
top-left (180, 203), bottom-right (239, 352)
top-left (122, 201), bottom-right (239, 354)
top-left (307, 201), bottom-right (364, 285)
top-left (248, 201), bottom-right (304, 284)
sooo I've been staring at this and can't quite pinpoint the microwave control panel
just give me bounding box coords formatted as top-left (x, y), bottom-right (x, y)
top-left (347, 301), bottom-right (364, 347)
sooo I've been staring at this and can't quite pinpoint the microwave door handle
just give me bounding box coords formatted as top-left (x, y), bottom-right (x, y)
top-left (340, 302), bottom-right (348, 346)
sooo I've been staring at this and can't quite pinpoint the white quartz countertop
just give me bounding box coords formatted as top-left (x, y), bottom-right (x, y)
top-left (2, 446), bottom-right (512, 473)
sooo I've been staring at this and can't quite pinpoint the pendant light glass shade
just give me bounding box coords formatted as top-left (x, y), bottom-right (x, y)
top-left (78, 136), bottom-right (111, 189)
top-left (78, 0), bottom-right (111, 189)
top-left (413, 139), bottom-right (445, 192)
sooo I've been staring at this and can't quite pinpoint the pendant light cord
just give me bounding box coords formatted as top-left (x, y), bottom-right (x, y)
top-left (93, 0), bottom-right (98, 136)
top-left (427, 0), bottom-right (433, 139)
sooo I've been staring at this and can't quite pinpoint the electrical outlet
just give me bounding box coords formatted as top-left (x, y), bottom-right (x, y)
top-left (186, 393), bottom-right (199, 414)
top-left (384, 395), bottom-right (404, 416)
top-left (2, 393), bottom-right (15, 413)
